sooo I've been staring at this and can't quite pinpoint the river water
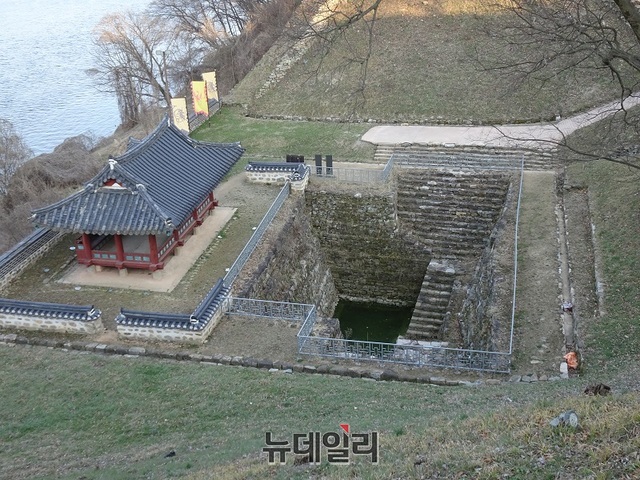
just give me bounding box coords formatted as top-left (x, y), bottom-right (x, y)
top-left (0, 0), bottom-right (151, 155)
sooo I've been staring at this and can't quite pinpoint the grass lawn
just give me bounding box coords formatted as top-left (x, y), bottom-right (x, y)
top-left (1, 343), bottom-right (639, 480)
top-left (191, 106), bottom-right (375, 163)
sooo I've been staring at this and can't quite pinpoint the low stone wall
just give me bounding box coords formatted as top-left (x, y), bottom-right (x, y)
top-left (245, 162), bottom-right (309, 188)
top-left (246, 169), bottom-right (293, 185)
top-left (0, 299), bottom-right (102, 334)
top-left (117, 279), bottom-right (230, 344)
top-left (117, 305), bottom-right (226, 344)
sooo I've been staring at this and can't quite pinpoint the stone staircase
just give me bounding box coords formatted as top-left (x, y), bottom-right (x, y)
top-left (405, 260), bottom-right (456, 340)
top-left (375, 144), bottom-right (559, 171)
top-left (396, 170), bottom-right (511, 260)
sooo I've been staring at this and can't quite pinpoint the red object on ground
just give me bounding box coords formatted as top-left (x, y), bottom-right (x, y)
top-left (564, 352), bottom-right (579, 369)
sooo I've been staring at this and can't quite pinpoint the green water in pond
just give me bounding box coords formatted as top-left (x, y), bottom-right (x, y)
top-left (335, 300), bottom-right (413, 343)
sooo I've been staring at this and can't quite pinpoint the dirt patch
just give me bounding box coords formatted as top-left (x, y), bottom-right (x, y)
top-left (200, 315), bottom-right (300, 363)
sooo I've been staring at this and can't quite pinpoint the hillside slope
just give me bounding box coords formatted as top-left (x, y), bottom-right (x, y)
top-left (229, 0), bottom-right (621, 123)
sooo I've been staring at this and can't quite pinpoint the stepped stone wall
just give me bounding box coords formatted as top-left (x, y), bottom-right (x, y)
top-left (232, 194), bottom-right (339, 317)
top-left (305, 185), bottom-right (430, 306)
top-left (396, 170), bottom-right (511, 260)
top-left (374, 144), bottom-right (558, 171)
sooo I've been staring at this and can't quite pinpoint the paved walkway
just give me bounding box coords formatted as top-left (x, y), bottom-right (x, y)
top-left (362, 95), bottom-right (640, 148)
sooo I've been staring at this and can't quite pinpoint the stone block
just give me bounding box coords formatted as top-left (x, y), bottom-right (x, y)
top-left (230, 356), bottom-right (243, 366)
top-left (242, 358), bottom-right (259, 368)
top-left (302, 365), bottom-right (317, 374)
top-left (380, 370), bottom-right (400, 381)
top-left (257, 359), bottom-right (274, 369)
top-left (316, 365), bottom-right (331, 374)
top-left (396, 373), bottom-right (417, 382)
top-left (3, 333), bottom-right (18, 343)
top-left (429, 376), bottom-right (455, 386)
top-left (128, 346), bottom-right (146, 356)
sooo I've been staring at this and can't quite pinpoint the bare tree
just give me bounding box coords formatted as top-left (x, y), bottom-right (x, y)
top-left (477, 0), bottom-right (640, 169)
top-left (92, 11), bottom-right (178, 126)
top-left (0, 119), bottom-right (32, 195)
top-left (150, 0), bottom-right (268, 47)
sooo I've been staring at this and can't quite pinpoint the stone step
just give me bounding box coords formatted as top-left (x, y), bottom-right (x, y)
top-left (374, 145), bottom-right (558, 171)
top-left (397, 173), bottom-right (511, 184)
top-left (399, 217), bottom-right (494, 234)
top-left (396, 195), bottom-right (507, 209)
top-left (420, 289), bottom-right (451, 299)
top-left (411, 311), bottom-right (446, 321)
top-left (406, 322), bottom-right (443, 333)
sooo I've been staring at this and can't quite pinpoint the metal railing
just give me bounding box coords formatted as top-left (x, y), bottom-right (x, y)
top-left (313, 155), bottom-right (395, 184)
top-left (299, 336), bottom-right (511, 372)
top-left (295, 309), bottom-right (511, 373)
top-left (223, 297), bottom-right (510, 372)
top-left (222, 182), bottom-right (291, 288)
top-left (226, 297), bottom-right (314, 322)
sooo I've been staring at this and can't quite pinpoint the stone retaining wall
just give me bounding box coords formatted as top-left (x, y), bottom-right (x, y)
top-left (232, 194), bottom-right (339, 317)
top-left (306, 185), bottom-right (430, 305)
top-left (457, 176), bottom-right (518, 351)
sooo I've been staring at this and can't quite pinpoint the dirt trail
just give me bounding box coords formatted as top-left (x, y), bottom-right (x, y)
top-left (513, 171), bottom-right (566, 375)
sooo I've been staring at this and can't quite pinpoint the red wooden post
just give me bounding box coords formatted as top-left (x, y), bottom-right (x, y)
top-left (114, 234), bottom-right (125, 264)
top-left (173, 229), bottom-right (183, 247)
top-left (148, 235), bottom-right (159, 264)
top-left (80, 233), bottom-right (92, 263)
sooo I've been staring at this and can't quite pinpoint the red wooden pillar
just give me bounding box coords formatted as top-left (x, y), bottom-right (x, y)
top-left (148, 235), bottom-right (159, 264)
top-left (80, 233), bottom-right (92, 263)
top-left (114, 234), bottom-right (125, 265)
top-left (173, 229), bottom-right (183, 246)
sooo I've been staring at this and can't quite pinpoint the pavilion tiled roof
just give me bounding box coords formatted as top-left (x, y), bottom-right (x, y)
top-left (32, 117), bottom-right (244, 235)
